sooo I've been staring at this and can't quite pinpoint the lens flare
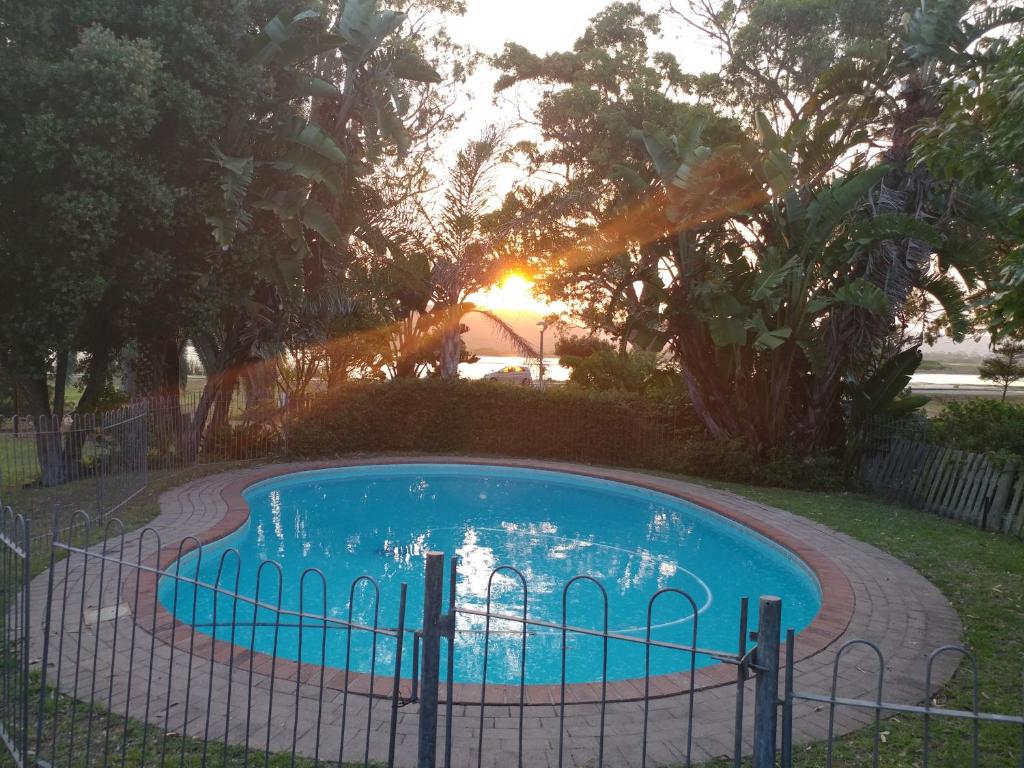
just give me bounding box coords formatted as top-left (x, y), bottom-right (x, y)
top-left (474, 272), bottom-right (562, 314)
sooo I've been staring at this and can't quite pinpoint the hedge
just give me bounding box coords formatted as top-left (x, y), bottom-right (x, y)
top-left (929, 399), bottom-right (1024, 458)
top-left (286, 380), bottom-right (847, 490)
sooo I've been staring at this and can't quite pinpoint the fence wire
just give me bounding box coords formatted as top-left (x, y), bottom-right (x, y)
top-left (781, 630), bottom-right (1024, 768)
top-left (31, 513), bottom-right (407, 768)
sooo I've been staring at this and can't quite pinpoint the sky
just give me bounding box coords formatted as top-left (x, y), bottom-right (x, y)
top-left (448, 0), bottom-right (618, 57)
top-left (442, 0), bottom-right (722, 153)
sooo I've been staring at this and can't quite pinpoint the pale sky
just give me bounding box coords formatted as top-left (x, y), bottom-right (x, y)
top-left (441, 0), bottom-right (722, 158)
top-left (449, 0), bottom-right (625, 57)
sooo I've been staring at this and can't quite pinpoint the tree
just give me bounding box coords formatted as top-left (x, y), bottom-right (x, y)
top-left (0, 0), bottom-right (465, 477)
top-left (809, 0), bottom-right (1024, 434)
top-left (496, 0), bottom-right (1012, 454)
top-left (555, 336), bottom-right (676, 394)
top-left (417, 128), bottom-right (525, 378)
top-left (0, 0), bottom-right (332, 414)
top-left (979, 339), bottom-right (1024, 401)
top-left (337, 128), bottom-right (539, 381)
top-left (665, 0), bottom-right (916, 125)
top-left (656, 0), bottom-right (1018, 449)
top-left (187, 0), bottom-right (452, 438)
top-left (0, 20), bottom-right (174, 417)
top-left (913, 11), bottom-right (1024, 199)
top-left (913, 20), bottom-right (1024, 338)
top-left (630, 113), bottom-right (945, 451)
top-left (202, 0), bottom-right (477, 410)
top-left (366, 249), bottom-right (538, 379)
top-left (491, 3), bottom-right (742, 349)
top-left (0, 1), bottom-right (289, 482)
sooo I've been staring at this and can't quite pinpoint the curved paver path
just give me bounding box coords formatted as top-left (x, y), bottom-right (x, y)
top-left (28, 458), bottom-right (962, 767)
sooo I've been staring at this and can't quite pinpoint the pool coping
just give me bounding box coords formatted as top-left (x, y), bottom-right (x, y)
top-left (129, 458), bottom-right (855, 705)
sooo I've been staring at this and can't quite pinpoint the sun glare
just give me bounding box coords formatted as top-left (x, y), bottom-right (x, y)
top-left (475, 272), bottom-right (561, 315)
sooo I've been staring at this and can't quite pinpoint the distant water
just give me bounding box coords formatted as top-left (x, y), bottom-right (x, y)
top-left (910, 372), bottom-right (1021, 389)
top-left (460, 355), bottom-right (570, 381)
top-left (461, 356), bottom-right (1015, 390)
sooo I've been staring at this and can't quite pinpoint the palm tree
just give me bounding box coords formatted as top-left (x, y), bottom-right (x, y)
top-left (417, 128), bottom-right (540, 377)
top-left (371, 245), bottom-right (538, 379)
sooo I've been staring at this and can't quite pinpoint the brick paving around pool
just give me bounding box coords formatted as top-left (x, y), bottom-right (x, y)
top-left (28, 458), bottom-right (962, 767)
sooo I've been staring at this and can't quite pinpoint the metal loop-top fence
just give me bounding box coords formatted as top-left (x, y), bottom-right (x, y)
top-left (2, 508), bottom-right (1024, 767)
top-left (0, 404), bottom-right (148, 552)
top-left (0, 505), bottom-right (30, 766)
top-left (642, 588), bottom-right (700, 768)
top-left (29, 510), bottom-right (408, 768)
top-left (560, 575), bottom-right (609, 767)
top-left (425, 553), bottom-right (756, 768)
top-left (781, 628), bottom-right (1024, 768)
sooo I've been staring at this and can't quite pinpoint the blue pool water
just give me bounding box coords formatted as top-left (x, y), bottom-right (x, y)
top-left (158, 464), bottom-right (821, 685)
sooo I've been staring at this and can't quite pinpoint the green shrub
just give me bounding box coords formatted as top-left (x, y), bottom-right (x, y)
top-left (930, 399), bottom-right (1024, 457)
top-left (288, 379), bottom-right (698, 461)
top-left (204, 421), bottom-right (281, 460)
top-left (286, 380), bottom-right (848, 490)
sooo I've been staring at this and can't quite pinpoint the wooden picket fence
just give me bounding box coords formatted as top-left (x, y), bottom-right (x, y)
top-left (861, 437), bottom-right (1024, 537)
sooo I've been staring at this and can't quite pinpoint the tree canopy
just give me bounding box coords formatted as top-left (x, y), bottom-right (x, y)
top-left (2, 0), bottom-right (1023, 463)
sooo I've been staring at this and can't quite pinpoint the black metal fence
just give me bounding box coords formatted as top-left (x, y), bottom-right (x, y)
top-left (0, 507), bottom-right (30, 766)
top-left (0, 395), bottom-right (287, 554)
top-left (780, 632), bottom-right (1024, 767)
top-left (144, 394), bottom-right (283, 472)
top-left (0, 406), bottom-right (148, 499)
top-left (0, 406), bottom-right (148, 565)
top-left (30, 513), bottom-right (407, 768)
top-left (417, 553), bottom-right (776, 768)
top-left (1, 510), bottom-right (791, 768)
top-left (2, 509), bottom-right (1024, 766)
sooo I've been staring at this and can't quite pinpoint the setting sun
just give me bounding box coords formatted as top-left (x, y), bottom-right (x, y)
top-left (474, 272), bottom-right (563, 315)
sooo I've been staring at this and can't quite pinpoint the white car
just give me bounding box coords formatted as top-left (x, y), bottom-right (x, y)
top-left (482, 365), bottom-right (533, 385)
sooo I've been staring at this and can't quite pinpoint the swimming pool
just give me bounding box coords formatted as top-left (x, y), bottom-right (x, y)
top-left (158, 464), bottom-right (821, 686)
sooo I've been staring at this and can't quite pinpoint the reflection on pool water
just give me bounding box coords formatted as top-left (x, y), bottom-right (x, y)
top-left (158, 464), bottom-right (821, 685)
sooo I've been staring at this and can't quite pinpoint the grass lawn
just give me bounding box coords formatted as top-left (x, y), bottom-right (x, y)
top-left (29, 667), bottom-right (379, 768)
top-left (695, 479), bottom-right (1024, 767)
top-left (5, 462), bottom-right (1023, 766)
top-left (0, 431), bottom-right (44, 494)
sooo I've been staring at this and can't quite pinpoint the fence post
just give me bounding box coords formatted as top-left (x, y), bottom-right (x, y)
top-left (988, 459), bottom-right (1019, 532)
top-left (20, 517), bottom-right (31, 764)
top-left (417, 552), bottom-right (445, 768)
top-left (752, 596), bottom-right (782, 768)
top-left (780, 628), bottom-right (795, 768)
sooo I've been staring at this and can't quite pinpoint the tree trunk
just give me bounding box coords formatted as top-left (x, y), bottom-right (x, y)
top-left (393, 317), bottom-right (420, 379)
top-left (439, 324), bottom-right (462, 379)
top-left (242, 361), bottom-right (275, 414)
top-left (53, 350), bottom-right (69, 421)
top-left (210, 367), bottom-right (239, 431)
top-left (6, 370), bottom-right (66, 486)
top-left (190, 320), bottom-right (249, 454)
top-left (76, 342), bottom-right (113, 414)
top-left (326, 355), bottom-right (349, 389)
top-left (35, 417), bottom-right (67, 487)
top-left (135, 334), bottom-right (182, 403)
